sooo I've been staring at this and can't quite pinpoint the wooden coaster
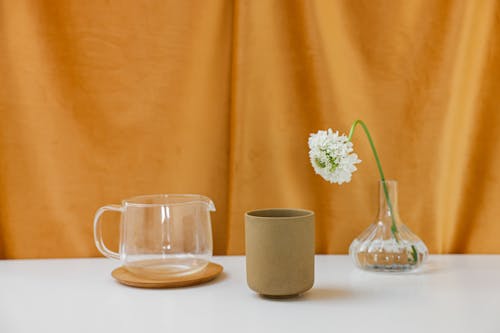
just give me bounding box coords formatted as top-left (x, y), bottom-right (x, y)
top-left (111, 262), bottom-right (223, 289)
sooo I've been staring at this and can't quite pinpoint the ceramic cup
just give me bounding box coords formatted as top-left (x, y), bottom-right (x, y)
top-left (245, 208), bottom-right (315, 298)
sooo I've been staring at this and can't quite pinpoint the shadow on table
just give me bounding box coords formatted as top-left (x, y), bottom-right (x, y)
top-left (257, 287), bottom-right (355, 303)
top-left (408, 260), bottom-right (445, 275)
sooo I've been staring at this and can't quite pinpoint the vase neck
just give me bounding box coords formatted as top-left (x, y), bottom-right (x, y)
top-left (377, 180), bottom-right (400, 221)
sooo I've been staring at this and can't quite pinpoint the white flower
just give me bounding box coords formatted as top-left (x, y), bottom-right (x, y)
top-left (308, 129), bottom-right (361, 184)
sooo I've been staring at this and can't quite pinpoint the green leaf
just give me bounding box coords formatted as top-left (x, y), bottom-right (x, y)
top-left (410, 245), bottom-right (418, 264)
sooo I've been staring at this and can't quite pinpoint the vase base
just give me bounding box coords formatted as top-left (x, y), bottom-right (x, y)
top-left (350, 239), bottom-right (428, 271)
top-left (357, 264), bottom-right (419, 272)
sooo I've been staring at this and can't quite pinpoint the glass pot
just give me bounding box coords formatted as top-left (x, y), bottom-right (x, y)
top-left (93, 194), bottom-right (215, 278)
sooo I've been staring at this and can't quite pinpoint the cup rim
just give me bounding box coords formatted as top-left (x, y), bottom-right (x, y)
top-left (122, 194), bottom-right (215, 210)
top-left (245, 208), bottom-right (314, 219)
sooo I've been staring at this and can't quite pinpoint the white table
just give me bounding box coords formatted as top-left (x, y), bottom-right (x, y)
top-left (0, 255), bottom-right (498, 333)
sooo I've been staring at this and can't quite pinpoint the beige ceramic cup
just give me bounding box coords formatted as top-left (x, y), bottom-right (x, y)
top-left (245, 208), bottom-right (315, 298)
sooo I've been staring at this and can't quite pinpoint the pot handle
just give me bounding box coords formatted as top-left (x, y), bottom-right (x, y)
top-left (93, 205), bottom-right (123, 260)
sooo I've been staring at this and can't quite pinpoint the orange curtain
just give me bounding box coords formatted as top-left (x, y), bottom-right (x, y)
top-left (1, 0), bottom-right (499, 258)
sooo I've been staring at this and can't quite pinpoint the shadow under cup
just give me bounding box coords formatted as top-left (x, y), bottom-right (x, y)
top-left (245, 208), bottom-right (315, 298)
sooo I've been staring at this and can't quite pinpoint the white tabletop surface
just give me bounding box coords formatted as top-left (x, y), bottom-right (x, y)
top-left (0, 255), bottom-right (499, 333)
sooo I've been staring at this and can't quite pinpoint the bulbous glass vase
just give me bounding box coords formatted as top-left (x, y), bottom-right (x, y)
top-left (349, 180), bottom-right (428, 272)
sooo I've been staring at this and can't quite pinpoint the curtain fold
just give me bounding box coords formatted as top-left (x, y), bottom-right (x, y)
top-left (0, 0), bottom-right (499, 258)
top-left (0, 0), bottom-right (234, 258)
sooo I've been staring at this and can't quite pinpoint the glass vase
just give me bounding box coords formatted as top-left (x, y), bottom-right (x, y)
top-left (349, 180), bottom-right (428, 272)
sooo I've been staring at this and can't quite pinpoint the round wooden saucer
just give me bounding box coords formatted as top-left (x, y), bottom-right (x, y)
top-left (112, 262), bottom-right (223, 289)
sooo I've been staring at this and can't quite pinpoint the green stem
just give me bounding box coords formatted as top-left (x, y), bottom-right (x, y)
top-left (348, 120), bottom-right (418, 264)
top-left (348, 120), bottom-right (397, 235)
top-left (348, 120), bottom-right (387, 183)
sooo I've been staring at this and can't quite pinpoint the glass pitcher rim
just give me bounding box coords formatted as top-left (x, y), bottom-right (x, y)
top-left (122, 194), bottom-right (215, 211)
